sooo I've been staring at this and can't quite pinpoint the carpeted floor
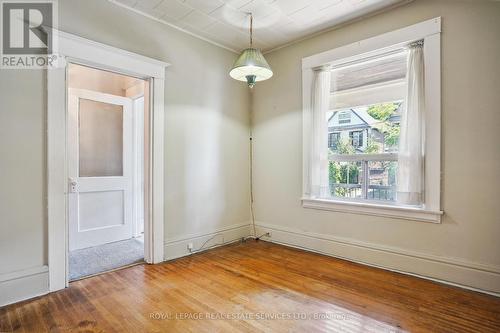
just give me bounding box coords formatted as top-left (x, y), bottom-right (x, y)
top-left (69, 237), bottom-right (144, 281)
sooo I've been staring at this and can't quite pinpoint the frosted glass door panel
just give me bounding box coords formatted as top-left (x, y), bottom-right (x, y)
top-left (79, 99), bottom-right (123, 177)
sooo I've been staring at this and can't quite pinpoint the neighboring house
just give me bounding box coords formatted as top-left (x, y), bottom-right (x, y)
top-left (328, 104), bottom-right (402, 200)
top-left (328, 107), bottom-right (380, 152)
top-left (327, 104), bottom-right (401, 153)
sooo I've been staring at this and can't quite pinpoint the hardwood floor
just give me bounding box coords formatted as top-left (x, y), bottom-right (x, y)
top-left (1, 241), bottom-right (499, 332)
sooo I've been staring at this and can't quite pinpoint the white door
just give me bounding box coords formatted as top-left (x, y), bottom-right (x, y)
top-left (68, 88), bottom-right (134, 251)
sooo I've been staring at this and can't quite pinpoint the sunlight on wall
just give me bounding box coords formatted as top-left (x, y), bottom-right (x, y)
top-left (184, 108), bottom-right (224, 231)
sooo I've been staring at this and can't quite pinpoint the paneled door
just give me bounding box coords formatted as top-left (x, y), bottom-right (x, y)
top-left (68, 88), bottom-right (134, 251)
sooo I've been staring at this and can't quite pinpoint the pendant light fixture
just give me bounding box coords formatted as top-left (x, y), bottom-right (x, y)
top-left (229, 14), bottom-right (273, 88)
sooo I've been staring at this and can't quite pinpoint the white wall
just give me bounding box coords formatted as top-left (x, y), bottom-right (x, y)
top-left (0, 0), bottom-right (250, 304)
top-left (0, 70), bottom-right (46, 274)
top-left (252, 0), bottom-right (500, 294)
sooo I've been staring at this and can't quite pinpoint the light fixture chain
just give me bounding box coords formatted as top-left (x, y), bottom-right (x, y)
top-left (250, 13), bottom-right (253, 47)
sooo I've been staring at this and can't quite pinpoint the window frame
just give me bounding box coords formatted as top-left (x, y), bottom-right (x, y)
top-left (328, 132), bottom-right (340, 149)
top-left (349, 130), bottom-right (364, 148)
top-left (338, 111), bottom-right (352, 124)
top-left (302, 17), bottom-right (442, 223)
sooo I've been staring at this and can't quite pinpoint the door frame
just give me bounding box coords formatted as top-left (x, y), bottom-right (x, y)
top-left (47, 30), bottom-right (170, 291)
top-left (131, 96), bottom-right (146, 238)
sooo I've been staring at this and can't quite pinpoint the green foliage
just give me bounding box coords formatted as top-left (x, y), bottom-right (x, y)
top-left (364, 141), bottom-right (381, 154)
top-left (384, 125), bottom-right (400, 147)
top-left (367, 103), bottom-right (398, 121)
top-left (334, 138), bottom-right (355, 155)
top-left (367, 102), bottom-right (401, 148)
top-left (329, 161), bottom-right (360, 197)
top-left (388, 162), bottom-right (397, 186)
top-left (329, 162), bottom-right (341, 195)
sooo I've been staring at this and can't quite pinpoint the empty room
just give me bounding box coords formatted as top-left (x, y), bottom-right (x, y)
top-left (0, 0), bottom-right (499, 332)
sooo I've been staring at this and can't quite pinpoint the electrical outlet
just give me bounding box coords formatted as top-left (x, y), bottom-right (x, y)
top-left (187, 242), bottom-right (194, 251)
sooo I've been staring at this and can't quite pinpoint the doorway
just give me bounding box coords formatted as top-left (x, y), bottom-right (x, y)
top-left (47, 30), bottom-right (167, 292)
top-left (67, 63), bottom-right (149, 280)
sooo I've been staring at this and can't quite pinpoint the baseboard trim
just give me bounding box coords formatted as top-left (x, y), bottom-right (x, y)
top-left (255, 222), bottom-right (500, 296)
top-left (164, 223), bottom-right (251, 261)
top-left (0, 266), bottom-right (49, 307)
top-left (3, 221), bottom-right (498, 307)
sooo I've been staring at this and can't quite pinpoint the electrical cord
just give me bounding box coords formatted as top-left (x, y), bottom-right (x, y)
top-left (192, 93), bottom-right (262, 254)
top-left (192, 234), bottom-right (222, 253)
top-left (249, 89), bottom-right (257, 239)
top-left (250, 137), bottom-right (257, 238)
top-left (245, 232), bottom-right (269, 241)
top-left (190, 235), bottom-right (243, 254)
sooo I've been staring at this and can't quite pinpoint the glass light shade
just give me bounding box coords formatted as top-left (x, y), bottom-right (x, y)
top-left (229, 48), bottom-right (273, 87)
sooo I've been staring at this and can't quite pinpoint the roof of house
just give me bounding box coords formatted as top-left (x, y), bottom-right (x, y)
top-left (328, 107), bottom-right (378, 129)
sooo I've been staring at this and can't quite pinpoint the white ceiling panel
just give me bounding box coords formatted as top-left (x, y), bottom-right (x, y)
top-left (135, 0), bottom-right (162, 9)
top-left (155, 0), bottom-right (193, 20)
top-left (116, 0), bottom-right (137, 6)
top-left (180, 10), bottom-right (217, 29)
top-left (203, 21), bottom-right (252, 48)
top-left (184, 0), bottom-right (225, 14)
top-left (274, 0), bottom-right (310, 15)
top-left (112, 0), bottom-right (410, 52)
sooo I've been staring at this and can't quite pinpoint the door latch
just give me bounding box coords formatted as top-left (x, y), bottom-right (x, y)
top-left (69, 177), bottom-right (78, 193)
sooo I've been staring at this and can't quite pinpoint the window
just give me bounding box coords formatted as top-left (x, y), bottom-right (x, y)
top-left (338, 111), bottom-right (351, 124)
top-left (327, 50), bottom-right (406, 204)
top-left (349, 130), bottom-right (364, 148)
top-left (328, 132), bottom-right (340, 149)
top-left (302, 18), bottom-right (442, 223)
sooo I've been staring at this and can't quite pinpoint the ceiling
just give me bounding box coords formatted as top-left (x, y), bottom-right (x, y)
top-left (111, 0), bottom-right (409, 53)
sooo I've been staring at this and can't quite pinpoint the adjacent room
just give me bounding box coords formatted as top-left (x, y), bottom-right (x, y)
top-left (66, 63), bottom-right (148, 281)
top-left (0, 0), bottom-right (499, 332)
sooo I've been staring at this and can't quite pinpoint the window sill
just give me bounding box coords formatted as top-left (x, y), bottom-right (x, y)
top-left (301, 197), bottom-right (443, 223)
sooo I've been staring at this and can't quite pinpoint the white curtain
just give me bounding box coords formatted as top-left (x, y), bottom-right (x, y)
top-left (310, 68), bottom-right (331, 198)
top-left (397, 41), bottom-right (425, 205)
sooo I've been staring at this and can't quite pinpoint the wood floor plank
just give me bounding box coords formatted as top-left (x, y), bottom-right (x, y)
top-left (1, 241), bottom-right (499, 332)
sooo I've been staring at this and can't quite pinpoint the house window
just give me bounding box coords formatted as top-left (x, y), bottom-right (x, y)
top-left (349, 130), bottom-right (363, 148)
top-left (302, 18), bottom-right (442, 223)
top-left (338, 111), bottom-right (351, 124)
top-left (328, 132), bottom-right (340, 149)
